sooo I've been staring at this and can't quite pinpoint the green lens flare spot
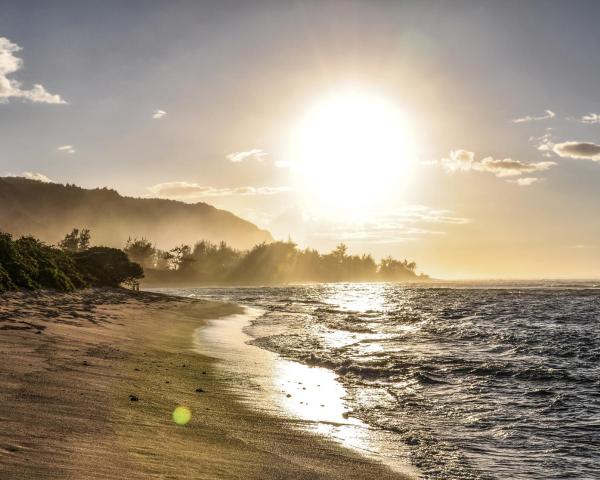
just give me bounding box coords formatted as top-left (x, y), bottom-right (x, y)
top-left (172, 406), bottom-right (191, 425)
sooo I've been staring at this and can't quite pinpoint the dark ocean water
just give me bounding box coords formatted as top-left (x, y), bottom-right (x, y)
top-left (160, 282), bottom-right (600, 479)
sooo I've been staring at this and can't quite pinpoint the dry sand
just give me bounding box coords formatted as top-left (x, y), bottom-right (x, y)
top-left (0, 288), bottom-right (412, 479)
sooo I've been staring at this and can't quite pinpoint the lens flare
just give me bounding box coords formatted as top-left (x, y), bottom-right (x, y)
top-left (172, 406), bottom-right (191, 425)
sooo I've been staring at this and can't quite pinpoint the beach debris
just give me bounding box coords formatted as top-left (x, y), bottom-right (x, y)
top-left (195, 388), bottom-right (204, 393)
top-left (286, 394), bottom-right (292, 398)
top-left (82, 360), bottom-right (89, 366)
top-left (202, 371), bottom-right (206, 375)
top-left (129, 394), bottom-right (139, 402)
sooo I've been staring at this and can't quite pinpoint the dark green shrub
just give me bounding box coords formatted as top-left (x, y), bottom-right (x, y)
top-left (74, 247), bottom-right (143, 287)
top-left (0, 233), bottom-right (86, 292)
top-left (0, 262), bottom-right (15, 292)
top-left (0, 233), bottom-right (38, 289)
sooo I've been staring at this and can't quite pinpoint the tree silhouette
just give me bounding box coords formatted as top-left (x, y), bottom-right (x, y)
top-left (137, 237), bottom-right (425, 285)
top-left (124, 237), bottom-right (155, 268)
top-left (59, 228), bottom-right (91, 252)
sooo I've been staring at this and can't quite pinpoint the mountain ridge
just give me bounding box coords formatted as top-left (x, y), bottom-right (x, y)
top-left (0, 177), bottom-right (273, 249)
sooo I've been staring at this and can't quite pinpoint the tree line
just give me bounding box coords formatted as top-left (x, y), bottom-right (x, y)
top-left (124, 237), bottom-right (427, 284)
top-left (0, 229), bottom-right (143, 293)
top-left (0, 227), bottom-right (428, 294)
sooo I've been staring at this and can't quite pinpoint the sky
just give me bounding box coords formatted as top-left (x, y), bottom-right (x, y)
top-left (1, 0), bottom-right (600, 279)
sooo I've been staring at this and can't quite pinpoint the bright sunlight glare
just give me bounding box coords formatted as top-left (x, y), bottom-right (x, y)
top-left (289, 89), bottom-right (417, 215)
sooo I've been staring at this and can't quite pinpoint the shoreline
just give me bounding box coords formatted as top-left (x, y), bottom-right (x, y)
top-left (193, 305), bottom-right (418, 477)
top-left (0, 288), bottom-right (413, 479)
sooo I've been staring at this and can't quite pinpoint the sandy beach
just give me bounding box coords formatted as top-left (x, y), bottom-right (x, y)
top-left (0, 288), bottom-right (412, 479)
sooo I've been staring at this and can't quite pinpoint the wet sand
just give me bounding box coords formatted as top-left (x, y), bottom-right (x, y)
top-left (0, 288), bottom-right (412, 479)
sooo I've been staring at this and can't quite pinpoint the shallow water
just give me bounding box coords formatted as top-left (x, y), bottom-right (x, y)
top-left (192, 308), bottom-right (415, 475)
top-left (155, 282), bottom-right (600, 479)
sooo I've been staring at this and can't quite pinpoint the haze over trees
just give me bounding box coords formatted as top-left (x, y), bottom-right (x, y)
top-left (130, 238), bottom-right (426, 285)
top-left (0, 177), bottom-right (427, 287)
top-left (0, 177), bottom-right (272, 250)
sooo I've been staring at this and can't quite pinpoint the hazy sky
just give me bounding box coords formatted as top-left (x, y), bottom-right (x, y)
top-left (2, 0), bottom-right (600, 279)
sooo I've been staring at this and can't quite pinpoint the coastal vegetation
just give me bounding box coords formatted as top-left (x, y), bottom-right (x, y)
top-left (125, 237), bottom-right (427, 284)
top-left (0, 231), bottom-right (143, 293)
top-left (0, 225), bottom-right (425, 293)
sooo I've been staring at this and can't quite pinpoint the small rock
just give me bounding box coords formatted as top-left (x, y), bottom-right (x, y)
top-left (195, 388), bottom-right (204, 393)
top-left (286, 394), bottom-right (292, 398)
top-left (202, 371), bottom-right (206, 375)
top-left (134, 368), bottom-right (140, 371)
top-left (129, 394), bottom-right (139, 402)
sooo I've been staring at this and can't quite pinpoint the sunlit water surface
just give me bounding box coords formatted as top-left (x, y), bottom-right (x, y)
top-left (155, 282), bottom-right (600, 480)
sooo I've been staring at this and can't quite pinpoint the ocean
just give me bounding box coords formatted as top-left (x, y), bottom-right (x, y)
top-left (156, 282), bottom-right (600, 479)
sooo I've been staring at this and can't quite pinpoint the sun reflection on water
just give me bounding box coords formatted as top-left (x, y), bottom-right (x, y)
top-left (324, 283), bottom-right (389, 313)
top-left (194, 308), bottom-right (374, 462)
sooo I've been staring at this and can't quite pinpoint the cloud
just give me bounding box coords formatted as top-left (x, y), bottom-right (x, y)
top-left (147, 181), bottom-right (291, 200)
top-left (387, 205), bottom-right (470, 225)
top-left (530, 129), bottom-right (554, 157)
top-left (268, 206), bottom-right (469, 245)
top-left (552, 141), bottom-right (600, 161)
top-left (0, 37), bottom-right (66, 104)
top-left (507, 177), bottom-right (540, 186)
top-left (57, 145), bottom-right (75, 154)
top-left (305, 207), bottom-right (469, 244)
top-left (439, 149), bottom-right (555, 177)
top-left (152, 109), bottom-right (167, 119)
top-left (512, 109), bottom-right (555, 123)
top-left (17, 172), bottom-right (53, 183)
top-left (226, 149), bottom-right (267, 163)
top-left (578, 113), bottom-right (600, 124)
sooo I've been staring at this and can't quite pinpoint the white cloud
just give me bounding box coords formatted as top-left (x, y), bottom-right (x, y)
top-left (147, 181), bottom-right (291, 200)
top-left (302, 207), bottom-right (469, 244)
top-left (439, 149), bottom-right (555, 177)
top-left (387, 205), bottom-right (470, 225)
top-left (268, 206), bottom-right (469, 245)
top-left (508, 177), bottom-right (540, 186)
top-left (530, 129), bottom-right (554, 157)
top-left (552, 141), bottom-right (600, 161)
top-left (152, 109), bottom-right (167, 119)
top-left (226, 149), bottom-right (267, 163)
top-left (0, 37), bottom-right (66, 104)
top-left (57, 145), bottom-right (75, 154)
top-left (20, 172), bottom-right (54, 183)
top-left (512, 109), bottom-right (555, 123)
top-left (579, 113), bottom-right (600, 124)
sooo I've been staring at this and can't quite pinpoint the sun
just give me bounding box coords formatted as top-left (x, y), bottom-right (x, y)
top-left (289, 89), bottom-right (416, 215)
